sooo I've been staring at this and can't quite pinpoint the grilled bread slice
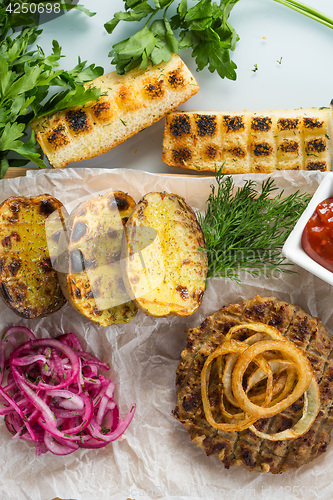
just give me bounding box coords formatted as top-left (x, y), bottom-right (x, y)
top-left (31, 54), bottom-right (200, 169)
top-left (162, 108), bottom-right (333, 173)
top-left (58, 191), bottom-right (138, 326)
top-left (0, 195), bottom-right (66, 318)
top-left (122, 192), bottom-right (207, 317)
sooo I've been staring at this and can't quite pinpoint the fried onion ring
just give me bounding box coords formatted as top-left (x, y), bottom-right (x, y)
top-left (200, 321), bottom-right (320, 440)
top-left (201, 340), bottom-right (273, 431)
top-left (232, 339), bottom-right (313, 419)
top-left (249, 378), bottom-right (320, 441)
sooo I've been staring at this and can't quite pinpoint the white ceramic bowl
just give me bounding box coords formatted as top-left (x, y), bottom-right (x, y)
top-left (282, 172), bottom-right (333, 286)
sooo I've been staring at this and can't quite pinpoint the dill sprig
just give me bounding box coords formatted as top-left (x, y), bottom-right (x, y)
top-left (198, 171), bottom-right (311, 282)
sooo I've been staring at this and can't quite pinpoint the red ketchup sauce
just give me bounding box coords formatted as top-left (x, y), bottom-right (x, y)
top-left (301, 197), bottom-right (333, 272)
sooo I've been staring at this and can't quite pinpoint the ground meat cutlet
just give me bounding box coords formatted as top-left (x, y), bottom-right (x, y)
top-left (173, 295), bottom-right (333, 473)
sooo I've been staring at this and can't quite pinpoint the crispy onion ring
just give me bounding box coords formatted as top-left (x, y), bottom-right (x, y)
top-left (249, 378), bottom-right (320, 441)
top-left (201, 341), bottom-right (262, 431)
top-left (200, 321), bottom-right (320, 440)
top-left (232, 339), bottom-right (313, 419)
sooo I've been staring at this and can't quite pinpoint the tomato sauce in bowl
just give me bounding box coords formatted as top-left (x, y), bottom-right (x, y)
top-left (301, 197), bottom-right (333, 273)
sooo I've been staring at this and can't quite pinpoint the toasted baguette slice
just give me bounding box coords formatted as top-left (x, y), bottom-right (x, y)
top-left (122, 192), bottom-right (207, 317)
top-left (0, 195), bottom-right (66, 318)
top-left (162, 108), bottom-right (333, 173)
top-left (58, 191), bottom-right (138, 326)
top-left (31, 54), bottom-right (199, 169)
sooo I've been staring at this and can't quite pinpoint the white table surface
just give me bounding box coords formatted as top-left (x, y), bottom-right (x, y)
top-left (27, 0), bottom-right (333, 175)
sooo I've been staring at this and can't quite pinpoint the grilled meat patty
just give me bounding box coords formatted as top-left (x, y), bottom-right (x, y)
top-left (173, 295), bottom-right (333, 473)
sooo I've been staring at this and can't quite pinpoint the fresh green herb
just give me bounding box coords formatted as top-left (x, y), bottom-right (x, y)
top-left (19, 425), bottom-right (27, 436)
top-left (273, 0), bottom-right (333, 30)
top-left (0, 0), bottom-right (95, 41)
top-left (94, 396), bottom-right (102, 406)
top-left (198, 170), bottom-right (311, 282)
top-left (0, 1), bottom-right (103, 178)
top-left (105, 0), bottom-right (333, 80)
top-left (105, 0), bottom-right (240, 80)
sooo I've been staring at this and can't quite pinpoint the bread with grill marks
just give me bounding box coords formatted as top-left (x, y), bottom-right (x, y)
top-left (30, 54), bottom-right (199, 169)
top-left (173, 295), bottom-right (333, 473)
top-left (162, 108), bottom-right (333, 173)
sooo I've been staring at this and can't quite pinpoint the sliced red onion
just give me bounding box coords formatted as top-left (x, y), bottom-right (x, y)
top-left (46, 390), bottom-right (85, 410)
top-left (44, 431), bottom-right (79, 455)
top-left (0, 327), bottom-right (135, 455)
top-left (10, 338), bottom-right (80, 390)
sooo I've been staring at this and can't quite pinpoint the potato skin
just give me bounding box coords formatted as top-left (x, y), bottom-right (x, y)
top-left (122, 192), bottom-right (208, 317)
top-left (58, 191), bottom-right (138, 326)
top-left (0, 194), bottom-right (66, 318)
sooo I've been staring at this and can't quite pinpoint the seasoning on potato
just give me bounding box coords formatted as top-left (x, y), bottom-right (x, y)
top-left (57, 191), bottom-right (138, 327)
top-left (0, 194), bottom-right (66, 318)
top-left (122, 192), bottom-right (208, 317)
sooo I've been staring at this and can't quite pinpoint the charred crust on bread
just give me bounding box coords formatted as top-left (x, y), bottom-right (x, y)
top-left (169, 114), bottom-right (191, 137)
top-left (45, 125), bottom-right (70, 150)
top-left (251, 116), bottom-right (272, 131)
top-left (65, 109), bottom-right (92, 135)
top-left (223, 115), bottom-right (244, 132)
top-left (194, 114), bottom-right (217, 136)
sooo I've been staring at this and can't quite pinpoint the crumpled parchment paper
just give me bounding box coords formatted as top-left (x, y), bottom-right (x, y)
top-left (0, 167), bottom-right (332, 500)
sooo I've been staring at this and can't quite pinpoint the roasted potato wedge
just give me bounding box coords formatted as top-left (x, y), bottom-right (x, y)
top-left (0, 194), bottom-right (66, 318)
top-left (122, 192), bottom-right (208, 317)
top-left (58, 191), bottom-right (138, 326)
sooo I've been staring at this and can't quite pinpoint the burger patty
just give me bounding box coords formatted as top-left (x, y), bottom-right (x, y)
top-left (173, 295), bottom-right (333, 473)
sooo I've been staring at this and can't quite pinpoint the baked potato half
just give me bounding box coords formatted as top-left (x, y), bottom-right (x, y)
top-left (0, 194), bottom-right (66, 318)
top-left (122, 192), bottom-right (208, 317)
top-left (58, 191), bottom-right (138, 326)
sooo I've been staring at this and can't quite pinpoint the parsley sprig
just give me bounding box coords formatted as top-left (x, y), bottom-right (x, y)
top-left (198, 171), bottom-right (311, 281)
top-left (0, 1), bottom-right (103, 178)
top-left (105, 0), bottom-right (240, 80)
top-left (106, 0), bottom-right (333, 80)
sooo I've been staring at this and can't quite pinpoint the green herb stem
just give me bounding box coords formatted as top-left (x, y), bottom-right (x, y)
top-left (0, 2), bottom-right (103, 177)
top-left (199, 170), bottom-right (311, 282)
top-left (106, 0), bottom-right (240, 79)
top-left (106, 0), bottom-right (333, 80)
top-left (273, 0), bottom-right (333, 30)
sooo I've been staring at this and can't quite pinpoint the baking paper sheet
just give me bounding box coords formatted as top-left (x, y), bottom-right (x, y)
top-left (0, 167), bottom-right (332, 500)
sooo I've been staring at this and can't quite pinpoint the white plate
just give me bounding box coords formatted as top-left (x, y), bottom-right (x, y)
top-left (27, 0), bottom-right (333, 174)
top-left (282, 171), bottom-right (333, 285)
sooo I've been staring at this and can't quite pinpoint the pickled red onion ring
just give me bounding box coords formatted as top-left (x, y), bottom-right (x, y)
top-left (0, 326), bottom-right (135, 455)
